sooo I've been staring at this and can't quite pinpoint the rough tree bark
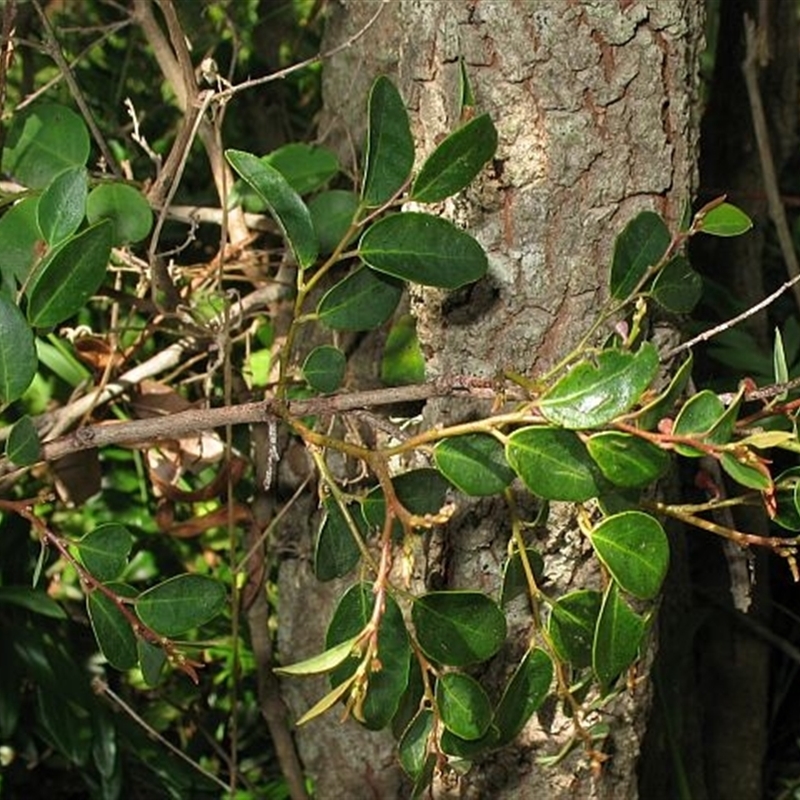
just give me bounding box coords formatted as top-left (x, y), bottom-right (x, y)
top-left (277, 2), bottom-right (705, 798)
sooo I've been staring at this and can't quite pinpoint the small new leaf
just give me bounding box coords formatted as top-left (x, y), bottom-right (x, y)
top-left (274, 634), bottom-right (361, 676)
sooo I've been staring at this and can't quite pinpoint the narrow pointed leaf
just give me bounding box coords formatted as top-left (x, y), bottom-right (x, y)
top-left (589, 512), bottom-right (668, 599)
top-left (411, 113), bottom-right (498, 203)
top-left (26, 220), bottom-right (113, 328)
top-left (412, 591), bottom-right (506, 666)
top-left (774, 328), bottom-right (789, 401)
top-left (548, 590), bottom-right (602, 668)
top-left (0, 294), bottom-right (36, 403)
top-left (295, 675), bottom-right (358, 726)
top-left (539, 343), bottom-right (659, 429)
top-left (593, 583), bottom-right (646, 690)
top-left (434, 433), bottom-right (516, 496)
top-left (697, 202), bottom-right (753, 237)
top-left (635, 354), bottom-right (692, 430)
top-left (361, 76), bottom-right (414, 206)
top-left (506, 427), bottom-right (604, 501)
top-left (494, 648), bottom-right (553, 744)
top-left (381, 313), bottom-right (425, 385)
top-left (610, 211), bottom-right (670, 300)
top-left (37, 166), bottom-right (87, 245)
top-left (87, 585), bottom-right (137, 671)
top-left (135, 574), bottom-right (226, 637)
top-left (274, 634), bottom-right (360, 676)
top-left (436, 672), bottom-right (492, 740)
top-left (317, 265), bottom-right (403, 330)
top-left (587, 432), bottom-right (669, 488)
top-left (226, 148), bottom-right (318, 268)
top-left (302, 345), bottom-right (346, 394)
top-left (76, 523), bottom-right (133, 582)
top-left (719, 451), bottom-right (771, 491)
top-left (360, 212), bottom-right (487, 289)
top-left (6, 414), bottom-right (41, 466)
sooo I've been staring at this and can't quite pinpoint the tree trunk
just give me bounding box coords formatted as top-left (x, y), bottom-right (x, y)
top-left (278, 2), bottom-right (705, 798)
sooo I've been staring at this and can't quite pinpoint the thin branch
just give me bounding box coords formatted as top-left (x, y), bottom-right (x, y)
top-left (742, 14), bottom-right (800, 310)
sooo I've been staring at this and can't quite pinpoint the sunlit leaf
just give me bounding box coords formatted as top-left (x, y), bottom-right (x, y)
top-left (274, 634), bottom-right (360, 676)
top-left (697, 202), bottom-right (753, 237)
top-left (360, 212), bottom-right (487, 289)
top-left (436, 672), bottom-right (492, 740)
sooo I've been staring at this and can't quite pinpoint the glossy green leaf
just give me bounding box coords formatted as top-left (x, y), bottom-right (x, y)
top-left (672, 389), bottom-right (728, 457)
top-left (361, 76), bottom-right (414, 206)
top-left (506, 427), bottom-right (604, 501)
top-left (539, 343), bottom-right (659, 429)
top-left (587, 432), bottom-right (669, 488)
top-left (436, 672), bottom-right (492, 740)
top-left (302, 345), bottom-right (346, 393)
top-left (494, 648), bottom-right (553, 745)
top-left (37, 166), bottom-right (87, 245)
top-left (411, 754), bottom-right (437, 800)
top-left (275, 634), bottom-right (360, 676)
top-left (362, 468), bottom-right (452, 533)
top-left (434, 433), bottom-right (516, 497)
top-left (0, 294), bottom-right (37, 403)
top-left (593, 582), bottom-right (646, 690)
top-left (86, 183), bottom-right (153, 245)
top-left (697, 202), bottom-right (753, 237)
top-left (87, 585), bottom-right (138, 671)
top-left (314, 498), bottom-right (363, 581)
top-left (719, 451), bottom-right (771, 491)
top-left (6, 414), bottom-right (41, 466)
top-left (411, 113), bottom-right (498, 203)
top-left (774, 467), bottom-right (800, 531)
top-left (0, 585), bottom-right (66, 619)
top-left (398, 709), bottom-right (433, 779)
top-left (264, 143), bottom-right (339, 195)
top-left (610, 211), bottom-right (670, 300)
top-left (651, 255), bottom-right (702, 313)
top-left (317, 266), bottom-right (403, 331)
top-left (547, 589), bottom-right (602, 668)
top-left (4, 103), bottom-right (90, 189)
top-left (76, 523), bottom-right (133, 582)
top-left (137, 638), bottom-right (167, 687)
top-left (412, 591), bottom-right (506, 667)
top-left (500, 547), bottom-right (545, 606)
top-left (26, 220), bottom-right (113, 328)
top-left (381, 314), bottom-right (425, 385)
top-left (589, 512), bottom-right (669, 599)
top-left (0, 197), bottom-right (42, 286)
top-left (326, 583), bottom-right (410, 729)
top-left (135, 574), bottom-right (226, 637)
top-left (635, 354), bottom-right (692, 430)
top-left (226, 148), bottom-right (318, 268)
top-left (360, 212), bottom-right (488, 289)
top-left (309, 190), bottom-right (358, 254)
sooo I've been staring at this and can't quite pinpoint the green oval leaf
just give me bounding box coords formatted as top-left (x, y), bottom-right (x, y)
top-left (381, 314), bottom-right (425, 386)
top-left (6, 414), bottom-right (40, 467)
top-left (548, 589), bottom-right (602, 668)
top-left (651, 255), bottom-right (702, 313)
top-left (436, 672), bottom-right (492, 740)
top-left (506, 427), bottom-right (604, 501)
top-left (4, 103), bottom-right (90, 189)
top-left (494, 648), bottom-right (553, 745)
top-left (37, 166), bottom-right (87, 245)
top-left (264, 143), bottom-right (339, 195)
top-left (326, 583), bottom-right (411, 730)
top-left (76, 523), bottom-right (133, 583)
top-left (302, 345), bottom-right (346, 394)
top-left (774, 467), bottom-right (800, 532)
top-left (360, 212), bottom-right (488, 289)
top-left (500, 547), bottom-right (545, 606)
top-left (398, 709), bottom-right (433, 779)
top-left (314, 498), bottom-right (363, 581)
top-left (589, 512), bottom-right (668, 600)
top-left (719, 450), bottom-right (771, 491)
top-left (412, 591), bottom-right (506, 667)
top-left (0, 197), bottom-right (43, 286)
top-left (362, 76), bottom-right (414, 206)
top-left (610, 211), bottom-right (670, 300)
top-left (26, 219), bottom-right (113, 328)
top-left (434, 433), bottom-right (516, 497)
top-left (697, 202), bottom-right (753, 237)
top-left (411, 113), bottom-right (498, 203)
top-left (539, 343), bottom-right (659, 429)
top-left (135, 574), bottom-right (226, 637)
top-left (0, 294), bottom-right (37, 403)
top-left (317, 265), bottom-right (403, 331)
top-left (87, 585), bottom-right (138, 671)
top-left (672, 389), bottom-right (727, 456)
top-left (309, 190), bottom-right (358, 254)
top-left (226, 148), bottom-right (318, 268)
top-left (587, 432), bottom-right (670, 488)
top-left (362, 468), bottom-right (452, 533)
top-left (593, 582), bottom-right (646, 691)
top-left (86, 183), bottom-right (153, 245)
